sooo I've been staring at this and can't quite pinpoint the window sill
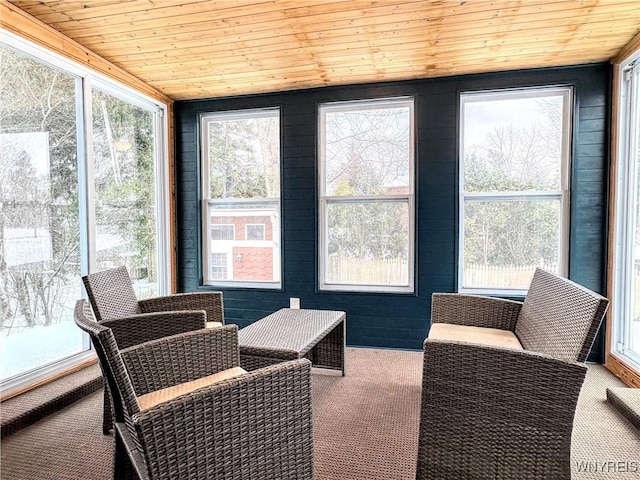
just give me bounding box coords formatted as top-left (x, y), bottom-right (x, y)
top-left (0, 352), bottom-right (97, 402)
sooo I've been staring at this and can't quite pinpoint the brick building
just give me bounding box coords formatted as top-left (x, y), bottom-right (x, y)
top-left (207, 199), bottom-right (280, 283)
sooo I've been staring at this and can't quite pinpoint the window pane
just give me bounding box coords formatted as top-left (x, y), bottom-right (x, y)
top-left (207, 114), bottom-right (280, 200)
top-left (210, 253), bottom-right (228, 280)
top-left (0, 46), bottom-right (84, 381)
top-left (324, 105), bottom-right (411, 196)
top-left (203, 109), bottom-right (280, 286)
top-left (246, 224), bottom-right (265, 241)
top-left (463, 93), bottom-right (565, 193)
top-left (212, 225), bottom-right (234, 240)
top-left (630, 75), bottom-right (640, 358)
top-left (92, 89), bottom-right (158, 299)
top-left (326, 201), bottom-right (409, 286)
top-left (463, 199), bottom-right (561, 290)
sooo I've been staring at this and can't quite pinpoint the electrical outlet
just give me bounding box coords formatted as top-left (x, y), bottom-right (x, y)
top-left (290, 297), bottom-right (301, 309)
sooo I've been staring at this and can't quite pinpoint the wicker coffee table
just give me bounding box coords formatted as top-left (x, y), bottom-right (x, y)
top-left (238, 308), bottom-right (346, 375)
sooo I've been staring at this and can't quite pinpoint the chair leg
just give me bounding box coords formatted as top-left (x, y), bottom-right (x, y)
top-left (113, 427), bottom-right (136, 480)
top-left (114, 423), bottom-right (149, 480)
top-left (103, 383), bottom-right (114, 435)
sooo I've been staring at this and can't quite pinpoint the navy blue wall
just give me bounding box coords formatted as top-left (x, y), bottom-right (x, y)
top-left (175, 64), bottom-right (610, 362)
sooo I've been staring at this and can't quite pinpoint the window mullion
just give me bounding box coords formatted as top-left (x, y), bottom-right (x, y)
top-left (79, 75), bottom-right (97, 277)
top-left (153, 108), bottom-right (171, 295)
top-left (324, 194), bottom-right (412, 203)
top-left (463, 191), bottom-right (563, 202)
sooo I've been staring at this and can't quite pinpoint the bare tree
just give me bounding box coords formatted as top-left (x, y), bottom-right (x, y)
top-left (464, 100), bottom-right (564, 268)
top-left (325, 107), bottom-right (411, 261)
top-left (325, 109), bottom-right (409, 195)
top-left (0, 46), bottom-right (79, 331)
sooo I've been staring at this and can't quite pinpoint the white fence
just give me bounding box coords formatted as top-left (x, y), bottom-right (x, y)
top-left (464, 263), bottom-right (558, 289)
top-left (327, 256), bottom-right (561, 289)
top-left (328, 255), bottom-right (408, 285)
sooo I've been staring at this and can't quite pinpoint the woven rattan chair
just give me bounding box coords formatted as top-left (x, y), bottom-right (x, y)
top-left (82, 266), bottom-right (224, 328)
top-left (74, 299), bottom-right (313, 480)
top-left (82, 266), bottom-right (225, 434)
top-left (416, 269), bottom-right (609, 480)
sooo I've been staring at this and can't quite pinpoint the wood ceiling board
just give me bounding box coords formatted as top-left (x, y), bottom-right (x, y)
top-left (105, 12), bottom-right (637, 68)
top-left (117, 22), bottom-right (634, 73)
top-left (7, 0), bottom-right (640, 100)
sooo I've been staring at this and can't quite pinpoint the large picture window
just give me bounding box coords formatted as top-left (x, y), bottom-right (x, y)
top-left (0, 32), bottom-right (170, 395)
top-left (319, 98), bottom-right (415, 293)
top-left (201, 108), bottom-right (281, 288)
top-left (612, 54), bottom-right (640, 373)
top-left (92, 87), bottom-right (163, 299)
top-left (0, 43), bottom-right (85, 384)
top-left (459, 87), bottom-right (572, 294)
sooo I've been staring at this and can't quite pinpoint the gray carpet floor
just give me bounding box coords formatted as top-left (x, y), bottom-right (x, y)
top-left (1, 347), bottom-right (639, 479)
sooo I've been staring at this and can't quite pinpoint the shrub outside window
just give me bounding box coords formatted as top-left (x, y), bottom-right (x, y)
top-left (318, 97), bottom-right (415, 293)
top-left (200, 108), bottom-right (281, 288)
top-left (459, 87), bottom-right (572, 294)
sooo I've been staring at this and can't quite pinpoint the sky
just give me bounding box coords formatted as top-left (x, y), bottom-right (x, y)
top-left (463, 94), bottom-right (561, 146)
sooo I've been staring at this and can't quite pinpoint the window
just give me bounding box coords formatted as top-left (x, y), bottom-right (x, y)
top-left (459, 87), bottom-right (572, 294)
top-left (210, 253), bottom-right (229, 280)
top-left (612, 53), bottom-right (640, 373)
top-left (0, 44), bottom-right (85, 384)
top-left (0, 31), bottom-right (170, 395)
top-left (246, 224), bottom-right (265, 241)
top-left (319, 98), bottom-right (415, 292)
top-left (92, 86), bottom-right (166, 299)
top-left (201, 108), bottom-right (281, 288)
top-left (212, 225), bottom-right (235, 241)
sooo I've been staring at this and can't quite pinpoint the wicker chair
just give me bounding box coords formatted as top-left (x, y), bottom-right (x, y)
top-left (82, 266), bottom-right (225, 434)
top-left (416, 269), bottom-right (609, 480)
top-left (82, 266), bottom-right (224, 328)
top-left (74, 299), bottom-right (313, 480)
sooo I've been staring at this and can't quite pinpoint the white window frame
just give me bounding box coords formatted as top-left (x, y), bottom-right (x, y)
top-left (458, 87), bottom-right (572, 296)
top-left (611, 52), bottom-right (640, 373)
top-left (318, 97), bottom-right (415, 293)
top-left (0, 28), bottom-right (171, 396)
top-left (200, 108), bottom-right (282, 289)
top-left (210, 252), bottom-right (231, 281)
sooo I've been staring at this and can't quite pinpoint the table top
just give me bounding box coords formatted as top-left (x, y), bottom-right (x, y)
top-left (238, 308), bottom-right (345, 355)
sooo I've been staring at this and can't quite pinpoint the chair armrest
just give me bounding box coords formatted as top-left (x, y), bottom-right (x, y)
top-left (419, 339), bottom-right (586, 477)
top-left (423, 339), bottom-right (587, 420)
top-left (121, 325), bottom-right (240, 395)
top-left (101, 311), bottom-right (206, 349)
top-left (133, 359), bottom-right (313, 480)
top-left (139, 292), bottom-right (224, 324)
top-left (431, 293), bottom-right (522, 330)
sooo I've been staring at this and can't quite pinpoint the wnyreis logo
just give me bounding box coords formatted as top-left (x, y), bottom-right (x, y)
top-left (575, 461), bottom-right (638, 474)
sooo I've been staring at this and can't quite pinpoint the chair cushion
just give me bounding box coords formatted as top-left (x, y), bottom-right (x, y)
top-left (137, 366), bottom-right (247, 411)
top-left (206, 321), bottom-right (223, 328)
top-left (428, 323), bottom-right (523, 350)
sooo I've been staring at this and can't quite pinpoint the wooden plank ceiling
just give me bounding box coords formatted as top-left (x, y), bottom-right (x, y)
top-left (7, 0), bottom-right (640, 101)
